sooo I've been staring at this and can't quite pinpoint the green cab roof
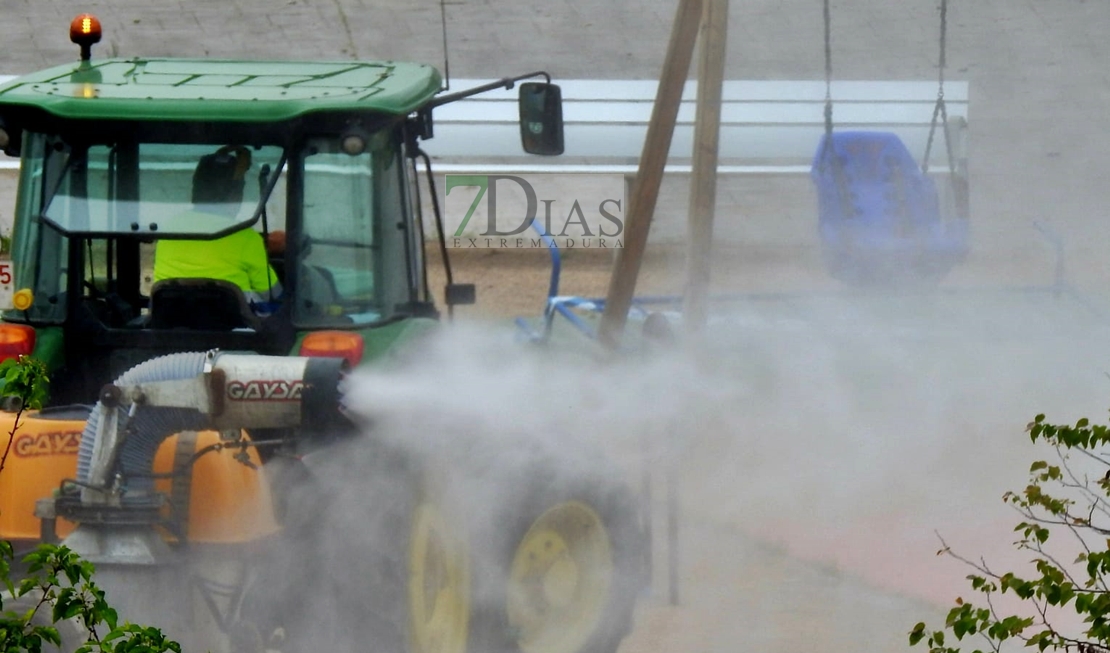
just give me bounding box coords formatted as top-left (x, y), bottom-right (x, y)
top-left (0, 58), bottom-right (443, 122)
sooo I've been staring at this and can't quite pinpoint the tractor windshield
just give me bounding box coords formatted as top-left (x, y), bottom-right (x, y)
top-left (8, 127), bottom-right (417, 330)
top-left (41, 142), bottom-right (285, 237)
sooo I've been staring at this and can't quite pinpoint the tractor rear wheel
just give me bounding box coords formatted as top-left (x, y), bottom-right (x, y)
top-left (250, 442), bottom-right (645, 653)
top-left (255, 439), bottom-right (470, 653)
top-left (468, 463), bottom-right (647, 653)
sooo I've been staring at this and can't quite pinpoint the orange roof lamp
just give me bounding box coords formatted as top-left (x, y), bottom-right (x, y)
top-left (69, 14), bottom-right (102, 62)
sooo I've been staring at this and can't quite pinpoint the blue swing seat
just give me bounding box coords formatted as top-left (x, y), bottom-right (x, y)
top-left (811, 131), bottom-right (968, 285)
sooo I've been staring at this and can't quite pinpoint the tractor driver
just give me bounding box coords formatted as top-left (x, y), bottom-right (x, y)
top-left (153, 145), bottom-right (284, 310)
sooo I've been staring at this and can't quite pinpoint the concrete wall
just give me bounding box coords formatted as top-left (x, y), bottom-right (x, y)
top-left (5, 0), bottom-right (1108, 290)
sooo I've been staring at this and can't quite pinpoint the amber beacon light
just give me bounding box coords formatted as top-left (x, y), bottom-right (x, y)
top-left (69, 14), bottom-right (103, 61)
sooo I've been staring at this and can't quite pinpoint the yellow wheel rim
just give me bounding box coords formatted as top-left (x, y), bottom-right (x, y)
top-left (508, 501), bottom-right (613, 653)
top-left (408, 501), bottom-right (470, 653)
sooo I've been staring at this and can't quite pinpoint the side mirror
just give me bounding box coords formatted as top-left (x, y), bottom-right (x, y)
top-left (445, 283), bottom-right (476, 306)
top-left (518, 82), bottom-right (564, 156)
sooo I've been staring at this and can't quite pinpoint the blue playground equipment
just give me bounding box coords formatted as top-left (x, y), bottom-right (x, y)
top-left (812, 131), bottom-right (969, 285)
top-left (813, 0), bottom-right (969, 285)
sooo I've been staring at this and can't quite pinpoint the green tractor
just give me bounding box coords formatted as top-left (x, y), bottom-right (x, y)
top-left (0, 15), bottom-right (647, 653)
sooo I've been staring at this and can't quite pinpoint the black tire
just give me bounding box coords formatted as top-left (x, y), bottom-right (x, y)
top-left (467, 461), bottom-right (647, 653)
top-left (244, 440), bottom-right (646, 653)
top-left (246, 438), bottom-right (471, 653)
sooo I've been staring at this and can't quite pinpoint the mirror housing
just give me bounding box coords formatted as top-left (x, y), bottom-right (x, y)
top-left (445, 283), bottom-right (476, 306)
top-left (518, 82), bottom-right (564, 156)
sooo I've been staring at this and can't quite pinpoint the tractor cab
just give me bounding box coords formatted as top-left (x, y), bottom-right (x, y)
top-left (0, 45), bottom-right (562, 404)
top-left (0, 59), bottom-right (439, 403)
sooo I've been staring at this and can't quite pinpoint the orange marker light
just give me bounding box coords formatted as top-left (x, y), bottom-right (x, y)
top-left (0, 324), bottom-right (36, 362)
top-left (299, 331), bottom-right (365, 368)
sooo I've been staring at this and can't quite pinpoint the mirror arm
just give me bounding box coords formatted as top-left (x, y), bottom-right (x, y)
top-left (426, 71), bottom-right (552, 108)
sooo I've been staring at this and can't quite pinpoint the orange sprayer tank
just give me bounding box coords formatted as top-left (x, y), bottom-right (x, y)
top-left (0, 408), bottom-right (278, 544)
top-left (0, 409), bottom-right (85, 542)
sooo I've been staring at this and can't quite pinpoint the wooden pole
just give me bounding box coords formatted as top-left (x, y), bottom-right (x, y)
top-left (683, 0), bottom-right (729, 334)
top-left (598, 0), bottom-right (705, 349)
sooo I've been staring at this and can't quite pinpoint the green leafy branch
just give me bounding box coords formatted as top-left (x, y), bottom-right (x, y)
top-left (911, 412), bottom-right (1110, 653)
top-left (0, 356), bottom-right (180, 652)
top-left (1, 543), bottom-right (179, 653)
top-left (0, 355), bottom-right (48, 477)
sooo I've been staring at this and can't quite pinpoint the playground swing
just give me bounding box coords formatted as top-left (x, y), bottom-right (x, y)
top-left (811, 0), bottom-right (970, 286)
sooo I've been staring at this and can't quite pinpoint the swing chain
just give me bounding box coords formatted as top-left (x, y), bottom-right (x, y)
top-left (818, 0), bottom-right (855, 223)
top-left (922, 0), bottom-right (951, 174)
top-left (820, 0), bottom-right (835, 169)
top-left (937, 0), bottom-right (947, 98)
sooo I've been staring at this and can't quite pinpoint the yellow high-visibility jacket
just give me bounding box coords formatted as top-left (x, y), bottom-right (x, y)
top-left (153, 225), bottom-right (279, 296)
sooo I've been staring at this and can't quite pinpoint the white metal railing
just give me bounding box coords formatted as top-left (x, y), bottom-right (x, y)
top-left (424, 78), bottom-right (969, 175)
top-left (0, 76), bottom-right (969, 175)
